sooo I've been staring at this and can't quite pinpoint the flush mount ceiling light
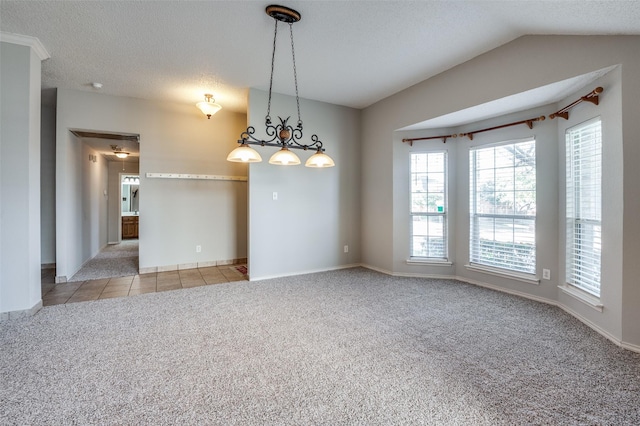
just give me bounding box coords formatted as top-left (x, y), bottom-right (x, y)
top-left (111, 144), bottom-right (129, 158)
top-left (227, 4), bottom-right (335, 168)
top-left (197, 93), bottom-right (222, 119)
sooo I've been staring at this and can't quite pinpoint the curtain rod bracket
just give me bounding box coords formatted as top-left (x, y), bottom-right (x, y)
top-left (550, 87), bottom-right (603, 120)
top-left (442, 134), bottom-right (458, 144)
top-left (581, 95), bottom-right (600, 106)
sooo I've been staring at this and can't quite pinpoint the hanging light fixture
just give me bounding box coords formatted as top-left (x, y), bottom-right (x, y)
top-left (227, 4), bottom-right (335, 167)
top-left (197, 93), bottom-right (222, 119)
top-left (111, 145), bottom-right (129, 158)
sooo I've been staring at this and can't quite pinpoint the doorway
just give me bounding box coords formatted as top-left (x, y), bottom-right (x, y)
top-left (58, 130), bottom-right (141, 282)
top-left (120, 174), bottom-right (140, 240)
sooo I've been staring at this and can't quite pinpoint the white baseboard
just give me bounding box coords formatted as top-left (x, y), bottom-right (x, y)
top-left (0, 300), bottom-right (42, 321)
top-left (361, 264), bottom-right (455, 280)
top-left (249, 263), bottom-right (362, 282)
top-left (620, 340), bottom-right (640, 353)
top-left (140, 257), bottom-right (248, 275)
top-left (454, 275), bottom-right (556, 306)
top-left (360, 263), bottom-right (393, 276)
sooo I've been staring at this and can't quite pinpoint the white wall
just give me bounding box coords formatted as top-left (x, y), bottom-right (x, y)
top-left (361, 102), bottom-right (394, 273)
top-left (362, 35), bottom-right (640, 349)
top-left (56, 89), bottom-right (247, 279)
top-left (40, 103), bottom-right (56, 265)
top-left (247, 89), bottom-right (361, 280)
top-left (80, 141), bottom-right (109, 264)
top-left (0, 42), bottom-right (42, 315)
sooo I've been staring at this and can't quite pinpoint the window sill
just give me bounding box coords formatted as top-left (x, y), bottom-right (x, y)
top-left (406, 259), bottom-right (453, 266)
top-left (464, 264), bottom-right (540, 285)
top-left (558, 285), bottom-right (604, 312)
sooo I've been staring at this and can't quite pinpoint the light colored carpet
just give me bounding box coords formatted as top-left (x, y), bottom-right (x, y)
top-left (1, 268), bottom-right (639, 425)
top-left (69, 240), bottom-right (139, 282)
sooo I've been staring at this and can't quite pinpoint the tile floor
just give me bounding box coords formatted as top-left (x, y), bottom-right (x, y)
top-left (41, 265), bottom-right (248, 306)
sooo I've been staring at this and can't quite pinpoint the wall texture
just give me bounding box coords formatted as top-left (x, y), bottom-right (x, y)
top-left (40, 104), bottom-right (56, 265)
top-left (247, 89), bottom-right (361, 280)
top-left (0, 42), bottom-right (43, 315)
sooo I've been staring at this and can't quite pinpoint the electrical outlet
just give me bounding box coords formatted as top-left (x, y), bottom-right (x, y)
top-left (273, 192), bottom-right (278, 201)
top-left (344, 245), bottom-right (349, 253)
top-left (196, 245), bottom-right (201, 253)
top-left (542, 269), bottom-right (551, 280)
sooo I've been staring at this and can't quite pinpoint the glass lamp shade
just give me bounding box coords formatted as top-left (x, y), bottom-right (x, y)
top-left (115, 152), bottom-right (129, 158)
top-left (269, 147), bottom-right (301, 165)
top-left (305, 151), bottom-right (335, 168)
top-left (197, 100), bottom-right (222, 118)
top-left (227, 145), bottom-right (262, 163)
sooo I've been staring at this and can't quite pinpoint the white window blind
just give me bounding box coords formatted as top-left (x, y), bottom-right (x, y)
top-left (410, 152), bottom-right (447, 259)
top-left (469, 139), bottom-right (536, 274)
top-left (566, 118), bottom-right (602, 297)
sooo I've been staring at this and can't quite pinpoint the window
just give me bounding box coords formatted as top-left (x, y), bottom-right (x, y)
top-left (469, 139), bottom-right (536, 274)
top-left (410, 152), bottom-right (447, 259)
top-left (566, 118), bottom-right (602, 297)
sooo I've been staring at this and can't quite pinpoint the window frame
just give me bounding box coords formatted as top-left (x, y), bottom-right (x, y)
top-left (565, 117), bottom-right (602, 298)
top-left (409, 150), bottom-right (448, 261)
top-left (469, 138), bottom-right (537, 276)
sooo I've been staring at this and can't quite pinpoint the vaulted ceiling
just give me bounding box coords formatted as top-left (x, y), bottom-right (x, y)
top-left (2, 1), bottom-right (640, 115)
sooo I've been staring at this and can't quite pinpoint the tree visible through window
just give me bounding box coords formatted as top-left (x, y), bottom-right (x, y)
top-left (410, 152), bottom-right (447, 259)
top-left (469, 139), bottom-right (536, 274)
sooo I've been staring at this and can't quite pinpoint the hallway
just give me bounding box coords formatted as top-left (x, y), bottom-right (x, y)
top-left (69, 240), bottom-right (139, 282)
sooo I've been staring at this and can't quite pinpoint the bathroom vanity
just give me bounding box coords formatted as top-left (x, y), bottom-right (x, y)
top-left (122, 214), bottom-right (139, 239)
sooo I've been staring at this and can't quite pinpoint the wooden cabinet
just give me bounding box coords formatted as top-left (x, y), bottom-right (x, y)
top-left (122, 215), bottom-right (139, 239)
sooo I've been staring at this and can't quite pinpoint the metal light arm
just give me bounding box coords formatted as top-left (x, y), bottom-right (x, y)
top-left (238, 116), bottom-right (326, 152)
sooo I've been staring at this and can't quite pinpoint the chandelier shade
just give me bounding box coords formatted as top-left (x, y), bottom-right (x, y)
top-left (227, 144), bottom-right (262, 163)
top-left (269, 147), bottom-right (301, 165)
top-left (305, 149), bottom-right (335, 168)
top-left (227, 4), bottom-right (335, 168)
top-left (197, 94), bottom-right (222, 119)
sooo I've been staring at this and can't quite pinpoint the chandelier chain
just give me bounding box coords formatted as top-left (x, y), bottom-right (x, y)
top-left (289, 23), bottom-right (302, 127)
top-left (266, 19), bottom-right (279, 123)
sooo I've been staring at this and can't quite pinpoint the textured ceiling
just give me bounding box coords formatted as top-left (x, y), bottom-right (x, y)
top-left (2, 1), bottom-right (640, 116)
